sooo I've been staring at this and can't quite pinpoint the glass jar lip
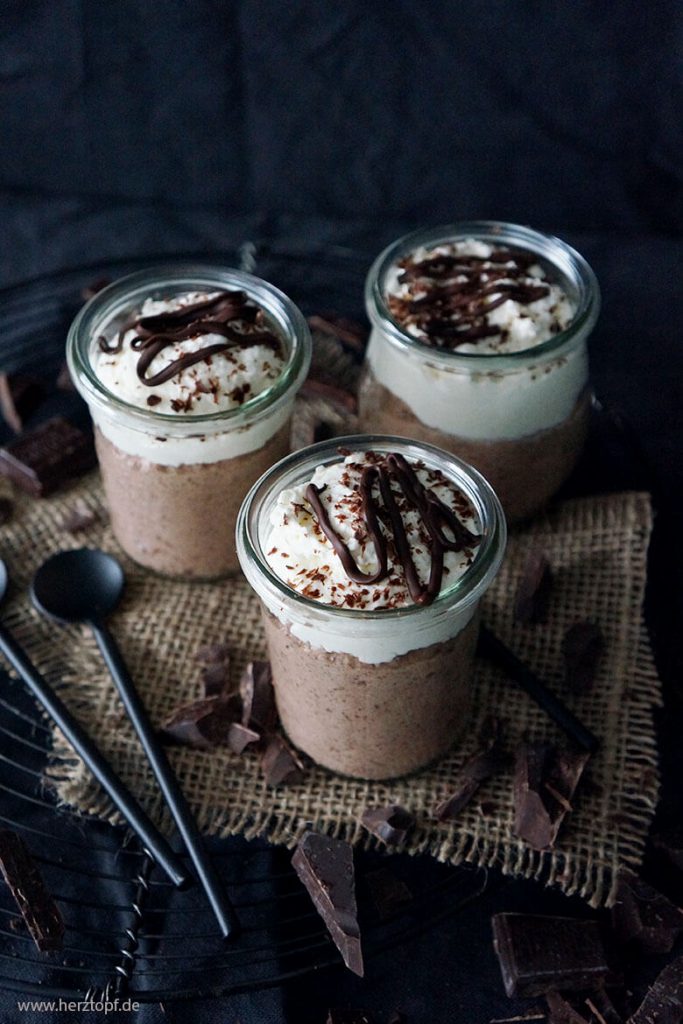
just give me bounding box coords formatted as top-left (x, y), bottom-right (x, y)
top-left (365, 220), bottom-right (600, 367)
top-left (66, 263), bottom-right (312, 436)
top-left (236, 433), bottom-right (507, 623)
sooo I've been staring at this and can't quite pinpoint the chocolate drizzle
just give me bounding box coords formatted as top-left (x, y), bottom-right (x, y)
top-left (305, 452), bottom-right (480, 606)
top-left (98, 289), bottom-right (282, 387)
top-left (387, 245), bottom-right (554, 350)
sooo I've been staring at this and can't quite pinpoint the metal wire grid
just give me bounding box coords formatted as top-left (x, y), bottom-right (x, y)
top-left (0, 252), bottom-right (490, 1001)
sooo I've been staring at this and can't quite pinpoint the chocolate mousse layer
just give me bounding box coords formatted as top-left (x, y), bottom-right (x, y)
top-left (96, 423), bottom-right (290, 578)
top-left (263, 608), bottom-right (480, 779)
top-left (358, 369), bottom-right (590, 523)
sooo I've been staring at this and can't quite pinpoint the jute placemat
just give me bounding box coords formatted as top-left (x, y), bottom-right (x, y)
top-left (0, 465), bottom-right (659, 908)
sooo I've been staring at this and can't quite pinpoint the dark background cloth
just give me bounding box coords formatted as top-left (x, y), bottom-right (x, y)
top-left (0, 2), bottom-right (682, 1022)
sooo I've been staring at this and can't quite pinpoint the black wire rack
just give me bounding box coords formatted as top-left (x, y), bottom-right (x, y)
top-left (0, 248), bottom-right (491, 1002)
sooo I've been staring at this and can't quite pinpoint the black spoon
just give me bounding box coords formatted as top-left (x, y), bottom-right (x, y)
top-left (31, 549), bottom-right (240, 941)
top-left (0, 559), bottom-right (188, 888)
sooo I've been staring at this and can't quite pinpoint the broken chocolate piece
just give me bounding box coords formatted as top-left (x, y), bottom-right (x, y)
top-left (562, 622), bottom-right (604, 692)
top-left (226, 722), bottom-right (260, 755)
top-left (326, 1012), bottom-right (372, 1024)
top-left (491, 913), bottom-right (609, 998)
top-left (514, 550), bottom-right (553, 624)
top-left (435, 721), bottom-right (506, 820)
top-left (261, 734), bottom-right (304, 786)
top-left (0, 830), bottom-right (64, 952)
top-left (626, 954), bottom-right (683, 1024)
top-left (611, 869), bottom-right (683, 954)
top-left (365, 867), bottom-right (413, 920)
top-left (301, 378), bottom-right (359, 414)
top-left (0, 374), bottom-right (46, 433)
top-left (161, 695), bottom-right (240, 750)
top-left (0, 497), bottom-right (13, 525)
top-left (307, 314), bottom-right (369, 354)
top-left (360, 805), bottom-right (414, 846)
top-left (0, 417), bottom-right (96, 497)
top-left (60, 501), bottom-right (98, 533)
top-left (240, 660), bottom-right (276, 732)
top-left (292, 831), bottom-right (363, 977)
top-left (513, 743), bottom-right (589, 850)
top-left (197, 642), bottom-right (232, 696)
top-left (546, 992), bottom-right (592, 1024)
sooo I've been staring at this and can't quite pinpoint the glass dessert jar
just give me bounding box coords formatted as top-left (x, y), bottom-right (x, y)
top-left (237, 435), bottom-right (506, 780)
top-left (67, 265), bottom-right (311, 579)
top-left (359, 222), bottom-right (600, 522)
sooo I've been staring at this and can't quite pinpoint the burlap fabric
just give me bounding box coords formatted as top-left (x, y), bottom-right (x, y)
top-left (0, 455), bottom-right (659, 909)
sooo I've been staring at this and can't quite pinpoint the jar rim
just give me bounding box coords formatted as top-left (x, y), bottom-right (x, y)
top-left (365, 220), bottom-right (600, 368)
top-left (66, 264), bottom-right (311, 437)
top-left (236, 434), bottom-right (507, 624)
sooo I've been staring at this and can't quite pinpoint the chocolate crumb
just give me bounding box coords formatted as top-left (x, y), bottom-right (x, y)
top-left (360, 805), bottom-right (414, 846)
top-left (562, 621), bottom-right (604, 692)
top-left (146, 395), bottom-right (163, 407)
top-left (514, 550), bottom-right (553, 624)
top-left (261, 734), bottom-right (304, 786)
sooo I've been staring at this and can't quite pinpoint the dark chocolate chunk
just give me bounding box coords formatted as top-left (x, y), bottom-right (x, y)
top-left (56, 361), bottom-right (76, 392)
top-left (307, 314), bottom-right (369, 354)
top-left (292, 831), bottom-right (363, 977)
top-left (0, 496), bottom-right (13, 525)
top-left (361, 805), bottom-right (414, 846)
top-left (0, 374), bottom-right (46, 433)
top-left (326, 1012), bottom-right (372, 1024)
top-left (562, 622), bottom-right (604, 692)
top-left (226, 722), bottom-right (260, 755)
top-left (611, 869), bottom-right (683, 954)
top-left (546, 992), bottom-right (592, 1024)
top-left (364, 867), bottom-right (413, 921)
top-left (626, 954), bottom-right (683, 1024)
top-left (514, 550), bottom-right (553, 624)
top-left (491, 913), bottom-right (609, 998)
top-left (0, 417), bottom-right (96, 497)
top-left (240, 660), bottom-right (276, 732)
top-left (652, 828), bottom-right (683, 873)
top-left (300, 377), bottom-right (359, 414)
top-left (513, 743), bottom-right (589, 850)
top-left (60, 501), bottom-right (98, 533)
top-left (435, 720), bottom-right (506, 821)
top-left (0, 830), bottom-right (64, 952)
top-left (160, 695), bottom-right (240, 750)
top-left (81, 276), bottom-right (111, 301)
top-left (196, 643), bottom-right (232, 697)
top-left (261, 734), bottom-right (304, 786)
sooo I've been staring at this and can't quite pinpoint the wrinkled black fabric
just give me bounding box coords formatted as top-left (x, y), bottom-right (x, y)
top-left (0, 2), bottom-right (682, 1022)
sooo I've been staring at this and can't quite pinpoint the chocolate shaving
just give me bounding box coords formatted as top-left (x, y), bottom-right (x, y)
top-left (305, 451), bottom-right (480, 606)
top-left (435, 720), bottom-right (506, 820)
top-left (160, 695), bottom-right (240, 750)
top-left (0, 830), bottom-right (64, 952)
top-left (360, 805), bottom-right (414, 846)
top-left (364, 867), bottom-right (413, 920)
top-left (611, 869), bottom-right (683, 954)
top-left (514, 550), bottom-right (553, 623)
top-left (0, 417), bottom-right (96, 497)
top-left (292, 831), bottom-right (363, 976)
top-left (387, 246), bottom-right (552, 351)
top-left (491, 913), bottom-right (609, 998)
top-left (626, 954), bottom-right (683, 1024)
top-left (0, 374), bottom-right (46, 433)
top-left (261, 734), bottom-right (304, 786)
top-left (60, 501), bottom-right (98, 533)
top-left (562, 622), bottom-right (605, 692)
top-left (513, 743), bottom-right (590, 850)
top-left (240, 660), bottom-right (276, 733)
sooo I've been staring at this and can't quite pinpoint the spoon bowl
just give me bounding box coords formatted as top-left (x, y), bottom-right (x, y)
top-left (31, 549), bottom-right (124, 624)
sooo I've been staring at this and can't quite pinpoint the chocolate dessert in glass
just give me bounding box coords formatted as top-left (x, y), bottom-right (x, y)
top-left (67, 266), bottom-right (311, 579)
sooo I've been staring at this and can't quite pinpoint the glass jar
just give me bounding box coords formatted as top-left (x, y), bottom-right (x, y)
top-left (67, 265), bottom-right (311, 579)
top-left (360, 221), bottom-right (600, 522)
top-left (237, 435), bottom-right (506, 780)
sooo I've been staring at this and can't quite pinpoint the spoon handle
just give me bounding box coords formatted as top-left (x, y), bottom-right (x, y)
top-left (91, 621), bottom-right (240, 940)
top-left (0, 624), bottom-right (190, 888)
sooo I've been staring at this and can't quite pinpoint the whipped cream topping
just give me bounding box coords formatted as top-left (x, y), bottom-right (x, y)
top-left (264, 451), bottom-right (480, 611)
top-left (386, 239), bottom-right (575, 354)
top-left (93, 291), bottom-right (286, 416)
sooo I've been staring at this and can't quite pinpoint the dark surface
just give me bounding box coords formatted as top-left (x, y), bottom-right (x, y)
top-left (0, 2), bottom-right (682, 1021)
